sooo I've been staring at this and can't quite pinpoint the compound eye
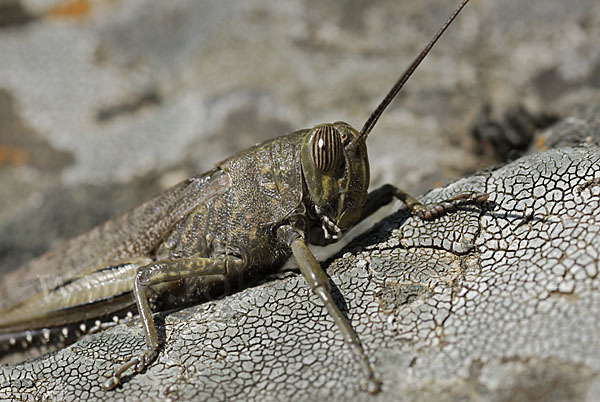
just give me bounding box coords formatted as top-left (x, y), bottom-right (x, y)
top-left (311, 125), bottom-right (343, 173)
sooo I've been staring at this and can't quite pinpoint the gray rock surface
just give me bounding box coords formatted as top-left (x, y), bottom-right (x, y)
top-left (1, 110), bottom-right (600, 400)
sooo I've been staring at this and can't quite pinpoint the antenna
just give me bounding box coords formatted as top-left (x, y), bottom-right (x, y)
top-left (349, 0), bottom-right (470, 150)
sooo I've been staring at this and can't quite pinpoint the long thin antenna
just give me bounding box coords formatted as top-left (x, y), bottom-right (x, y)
top-left (350, 0), bottom-right (470, 150)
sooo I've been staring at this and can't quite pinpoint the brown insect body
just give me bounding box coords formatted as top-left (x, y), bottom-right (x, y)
top-left (0, 125), bottom-right (360, 326)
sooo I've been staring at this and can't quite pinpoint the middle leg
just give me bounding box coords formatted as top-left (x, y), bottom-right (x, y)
top-left (103, 254), bottom-right (246, 390)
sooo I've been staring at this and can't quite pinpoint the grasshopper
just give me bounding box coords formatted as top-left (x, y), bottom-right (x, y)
top-left (0, 0), bottom-right (485, 394)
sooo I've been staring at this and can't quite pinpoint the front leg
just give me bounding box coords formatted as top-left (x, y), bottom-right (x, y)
top-left (277, 226), bottom-right (382, 394)
top-left (361, 183), bottom-right (488, 222)
top-left (102, 255), bottom-right (245, 390)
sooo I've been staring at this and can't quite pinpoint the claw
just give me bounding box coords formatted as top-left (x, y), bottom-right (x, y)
top-left (102, 375), bottom-right (120, 391)
top-left (135, 359), bottom-right (145, 373)
top-left (362, 377), bottom-right (382, 394)
top-left (138, 354), bottom-right (149, 372)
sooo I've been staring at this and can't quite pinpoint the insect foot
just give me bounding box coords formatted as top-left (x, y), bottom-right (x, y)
top-left (412, 192), bottom-right (490, 220)
top-left (102, 349), bottom-right (158, 390)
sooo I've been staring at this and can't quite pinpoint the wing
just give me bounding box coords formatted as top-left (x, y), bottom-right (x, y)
top-left (0, 169), bottom-right (230, 321)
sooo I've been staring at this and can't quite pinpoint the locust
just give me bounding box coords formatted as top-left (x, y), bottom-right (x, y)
top-left (0, 0), bottom-right (485, 394)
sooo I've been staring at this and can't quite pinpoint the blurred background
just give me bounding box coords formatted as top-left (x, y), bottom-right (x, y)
top-left (0, 0), bottom-right (599, 274)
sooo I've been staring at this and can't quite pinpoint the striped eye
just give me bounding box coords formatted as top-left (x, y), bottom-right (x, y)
top-left (311, 125), bottom-right (343, 172)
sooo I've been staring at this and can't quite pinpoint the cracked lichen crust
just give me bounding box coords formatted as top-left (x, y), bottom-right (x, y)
top-left (2, 141), bottom-right (600, 400)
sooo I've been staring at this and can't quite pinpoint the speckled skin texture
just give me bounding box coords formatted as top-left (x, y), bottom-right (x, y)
top-left (1, 110), bottom-right (599, 400)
